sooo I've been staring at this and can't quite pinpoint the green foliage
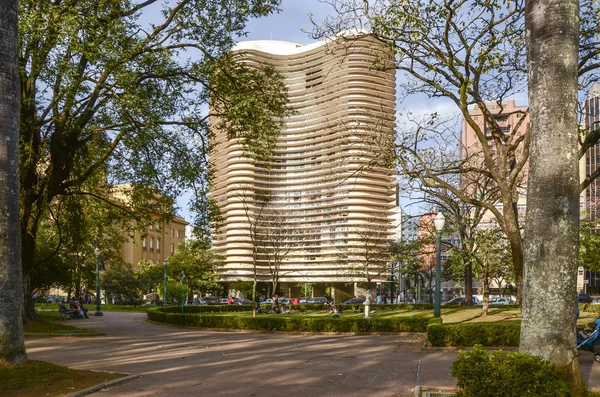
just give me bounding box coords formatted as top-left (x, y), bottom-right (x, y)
top-left (147, 307), bottom-right (436, 332)
top-left (166, 240), bottom-right (220, 293)
top-left (580, 220), bottom-right (600, 272)
top-left (450, 345), bottom-right (571, 397)
top-left (230, 281), bottom-right (254, 299)
top-left (18, 0), bottom-right (289, 306)
top-left (101, 262), bottom-right (141, 303)
top-left (427, 322), bottom-right (520, 347)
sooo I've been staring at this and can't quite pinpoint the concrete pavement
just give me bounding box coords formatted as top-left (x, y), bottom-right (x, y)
top-left (25, 312), bottom-right (600, 397)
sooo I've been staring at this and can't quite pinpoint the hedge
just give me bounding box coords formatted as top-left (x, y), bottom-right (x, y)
top-left (580, 302), bottom-right (600, 314)
top-left (427, 321), bottom-right (521, 347)
top-left (165, 305), bottom-right (253, 313)
top-left (147, 307), bottom-right (434, 332)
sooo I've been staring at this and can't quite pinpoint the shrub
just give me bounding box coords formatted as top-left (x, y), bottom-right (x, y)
top-left (427, 322), bottom-right (520, 347)
top-left (147, 307), bottom-right (434, 332)
top-left (450, 345), bottom-right (571, 397)
top-left (161, 305), bottom-right (253, 313)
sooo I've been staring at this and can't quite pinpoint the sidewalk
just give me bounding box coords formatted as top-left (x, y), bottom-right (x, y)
top-left (24, 312), bottom-right (600, 397)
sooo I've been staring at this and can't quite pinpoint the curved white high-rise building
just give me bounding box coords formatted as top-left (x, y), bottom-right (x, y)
top-left (210, 33), bottom-right (396, 296)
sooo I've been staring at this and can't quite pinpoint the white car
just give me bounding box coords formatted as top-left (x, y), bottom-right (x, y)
top-left (489, 297), bottom-right (513, 305)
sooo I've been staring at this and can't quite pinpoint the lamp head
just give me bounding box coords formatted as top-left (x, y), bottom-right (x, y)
top-left (163, 258), bottom-right (168, 265)
top-left (434, 212), bottom-right (445, 232)
top-left (94, 247), bottom-right (101, 257)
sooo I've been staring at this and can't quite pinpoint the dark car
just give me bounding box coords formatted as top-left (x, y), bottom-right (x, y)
top-left (343, 298), bottom-right (365, 305)
top-left (203, 296), bottom-right (218, 305)
top-left (578, 293), bottom-right (594, 303)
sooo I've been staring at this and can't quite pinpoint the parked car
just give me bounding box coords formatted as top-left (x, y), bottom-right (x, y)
top-left (287, 298), bottom-right (300, 305)
top-left (488, 297), bottom-right (513, 305)
top-left (443, 296), bottom-right (481, 305)
top-left (343, 298), bottom-right (365, 305)
top-left (235, 299), bottom-right (253, 305)
top-left (578, 293), bottom-right (594, 303)
top-left (307, 297), bottom-right (327, 304)
top-left (219, 298), bottom-right (229, 304)
top-left (203, 296), bottom-right (218, 305)
top-left (299, 297), bottom-right (308, 303)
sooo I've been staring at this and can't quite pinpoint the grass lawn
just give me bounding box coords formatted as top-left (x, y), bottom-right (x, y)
top-left (25, 311), bottom-right (103, 336)
top-left (0, 360), bottom-right (126, 397)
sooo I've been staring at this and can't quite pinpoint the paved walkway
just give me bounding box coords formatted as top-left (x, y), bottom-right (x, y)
top-left (25, 312), bottom-right (600, 397)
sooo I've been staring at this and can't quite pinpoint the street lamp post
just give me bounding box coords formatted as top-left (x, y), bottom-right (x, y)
top-left (181, 271), bottom-right (185, 314)
top-left (163, 258), bottom-right (168, 306)
top-left (94, 246), bottom-right (103, 316)
top-left (434, 212), bottom-right (445, 317)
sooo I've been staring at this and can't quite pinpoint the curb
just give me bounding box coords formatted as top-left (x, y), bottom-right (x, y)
top-left (64, 373), bottom-right (139, 397)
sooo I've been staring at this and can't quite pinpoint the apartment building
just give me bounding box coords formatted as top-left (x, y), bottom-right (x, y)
top-left (583, 82), bottom-right (600, 219)
top-left (210, 33), bottom-right (397, 298)
top-left (460, 100), bottom-right (529, 226)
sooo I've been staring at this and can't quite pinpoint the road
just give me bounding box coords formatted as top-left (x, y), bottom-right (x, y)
top-left (25, 312), bottom-right (600, 397)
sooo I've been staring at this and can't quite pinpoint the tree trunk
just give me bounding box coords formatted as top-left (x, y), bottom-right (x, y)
top-left (482, 261), bottom-right (490, 317)
top-left (522, 0), bottom-right (582, 393)
top-left (21, 232), bottom-right (40, 323)
top-left (503, 199), bottom-right (524, 305)
top-left (0, 0), bottom-right (27, 364)
top-left (465, 262), bottom-right (473, 307)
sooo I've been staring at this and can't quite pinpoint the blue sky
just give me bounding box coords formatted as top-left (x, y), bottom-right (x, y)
top-left (243, 0), bottom-right (330, 44)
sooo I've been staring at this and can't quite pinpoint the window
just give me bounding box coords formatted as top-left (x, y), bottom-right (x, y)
top-left (150, 237), bottom-right (154, 252)
top-left (149, 224), bottom-right (153, 230)
top-left (170, 243), bottom-right (175, 254)
top-left (156, 239), bottom-right (161, 253)
top-left (176, 230), bottom-right (181, 238)
top-left (142, 238), bottom-right (147, 251)
top-left (170, 228), bottom-right (174, 236)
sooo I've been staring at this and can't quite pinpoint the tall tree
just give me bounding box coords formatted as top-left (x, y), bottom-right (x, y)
top-left (166, 240), bottom-right (220, 295)
top-left (17, 0), bottom-right (290, 321)
top-left (238, 185), bottom-right (271, 316)
top-left (520, 0), bottom-right (582, 391)
top-left (420, 179), bottom-right (494, 306)
top-left (0, 0), bottom-right (27, 365)
top-left (312, 0), bottom-right (600, 306)
top-left (256, 204), bottom-right (296, 295)
top-left (346, 220), bottom-right (391, 290)
top-left (312, 0), bottom-right (529, 301)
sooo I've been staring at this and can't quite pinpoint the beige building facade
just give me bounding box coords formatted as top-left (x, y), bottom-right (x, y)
top-left (120, 217), bottom-right (188, 269)
top-left (210, 34), bottom-right (397, 297)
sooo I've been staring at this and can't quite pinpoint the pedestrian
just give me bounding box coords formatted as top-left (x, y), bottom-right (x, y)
top-left (376, 293), bottom-right (382, 304)
top-left (227, 296), bottom-right (234, 305)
